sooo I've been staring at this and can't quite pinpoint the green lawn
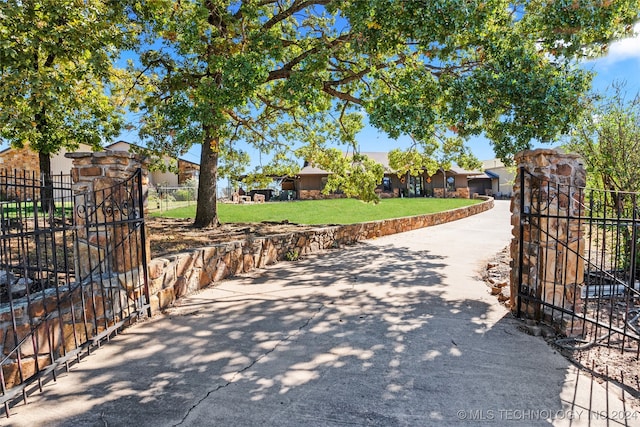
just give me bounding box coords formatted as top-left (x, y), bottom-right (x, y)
top-left (151, 197), bottom-right (482, 225)
top-left (0, 201), bottom-right (74, 219)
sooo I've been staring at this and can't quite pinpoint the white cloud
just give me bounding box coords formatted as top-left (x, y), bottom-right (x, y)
top-left (601, 23), bottom-right (640, 64)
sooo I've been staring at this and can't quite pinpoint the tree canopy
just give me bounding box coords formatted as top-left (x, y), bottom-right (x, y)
top-left (128, 0), bottom-right (638, 227)
top-left (0, 1), bottom-right (133, 167)
top-left (2, 1), bottom-right (637, 226)
top-left (563, 82), bottom-right (640, 272)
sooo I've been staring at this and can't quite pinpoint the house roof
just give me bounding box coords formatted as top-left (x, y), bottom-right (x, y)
top-left (106, 141), bottom-right (199, 166)
top-left (449, 165), bottom-right (482, 175)
top-left (468, 170), bottom-right (500, 180)
top-left (297, 164), bottom-right (333, 176)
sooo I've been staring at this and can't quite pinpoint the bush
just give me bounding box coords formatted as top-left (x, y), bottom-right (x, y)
top-left (173, 188), bottom-right (195, 201)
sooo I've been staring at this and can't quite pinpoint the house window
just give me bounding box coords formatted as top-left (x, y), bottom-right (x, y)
top-left (382, 177), bottom-right (392, 191)
top-left (446, 176), bottom-right (455, 192)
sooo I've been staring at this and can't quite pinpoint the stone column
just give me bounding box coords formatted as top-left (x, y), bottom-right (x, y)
top-left (66, 151), bottom-right (150, 281)
top-left (510, 149), bottom-right (586, 334)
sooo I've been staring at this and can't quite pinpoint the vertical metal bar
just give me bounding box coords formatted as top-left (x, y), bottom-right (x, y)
top-left (622, 193), bottom-right (638, 351)
top-left (68, 191), bottom-right (82, 363)
top-left (136, 169), bottom-right (151, 318)
top-left (87, 185), bottom-right (104, 347)
top-left (558, 182), bottom-right (568, 326)
top-left (103, 183), bottom-right (118, 336)
top-left (92, 185), bottom-right (107, 344)
top-left (517, 167), bottom-right (525, 319)
top-left (584, 189), bottom-right (595, 339)
top-left (58, 179), bottom-right (73, 373)
top-left (570, 186), bottom-right (585, 335)
top-left (124, 178), bottom-right (135, 319)
top-left (0, 170), bottom-right (10, 417)
top-left (78, 188), bottom-right (93, 354)
top-left (14, 170), bottom-right (29, 405)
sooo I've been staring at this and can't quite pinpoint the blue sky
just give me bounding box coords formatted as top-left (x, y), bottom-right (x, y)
top-left (139, 25), bottom-right (640, 168)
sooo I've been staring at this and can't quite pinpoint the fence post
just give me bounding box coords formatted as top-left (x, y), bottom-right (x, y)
top-left (65, 151), bottom-right (150, 307)
top-left (510, 149), bottom-right (586, 334)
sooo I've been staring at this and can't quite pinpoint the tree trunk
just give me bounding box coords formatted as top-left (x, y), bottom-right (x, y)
top-left (193, 133), bottom-right (220, 228)
top-left (39, 151), bottom-right (55, 215)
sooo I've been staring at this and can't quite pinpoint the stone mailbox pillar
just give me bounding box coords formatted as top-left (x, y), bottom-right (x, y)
top-left (510, 149), bottom-right (586, 334)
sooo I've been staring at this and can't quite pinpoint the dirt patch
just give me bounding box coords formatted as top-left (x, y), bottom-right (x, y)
top-left (146, 217), bottom-right (319, 258)
top-left (483, 246), bottom-right (640, 402)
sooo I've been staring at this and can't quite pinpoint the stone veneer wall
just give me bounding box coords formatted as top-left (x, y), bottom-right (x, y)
top-left (510, 149), bottom-right (586, 333)
top-left (147, 197), bottom-right (493, 313)
top-left (0, 146), bottom-right (39, 175)
top-left (433, 188), bottom-right (471, 199)
top-left (297, 190), bottom-right (346, 200)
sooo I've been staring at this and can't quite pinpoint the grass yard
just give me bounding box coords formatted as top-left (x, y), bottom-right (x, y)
top-left (151, 197), bottom-right (482, 225)
top-left (0, 201), bottom-right (74, 219)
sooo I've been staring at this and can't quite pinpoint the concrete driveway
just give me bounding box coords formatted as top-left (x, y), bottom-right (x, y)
top-left (3, 200), bottom-right (637, 426)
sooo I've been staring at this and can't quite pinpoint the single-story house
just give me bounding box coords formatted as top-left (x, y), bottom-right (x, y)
top-left (294, 152), bottom-right (482, 200)
top-left (467, 158), bottom-right (515, 198)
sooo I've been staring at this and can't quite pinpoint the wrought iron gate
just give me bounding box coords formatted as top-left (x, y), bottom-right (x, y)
top-left (0, 169), bottom-right (149, 416)
top-left (517, 168), bottom-right (640, 356)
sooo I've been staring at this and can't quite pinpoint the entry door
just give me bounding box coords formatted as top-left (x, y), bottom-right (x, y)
top-left (409, 175), bottom-right (422, 197)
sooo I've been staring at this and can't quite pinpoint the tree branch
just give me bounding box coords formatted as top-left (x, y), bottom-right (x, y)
top-left (266, 34), bottom-right (352, 81)
top-left (225, 109), bottom-right (273, 143)
top-left (321, 84), bottom-right (362, 104)
top-left (257, 93), bottom-right (295, 112)
top-left (262, 0), bottom-right (333, 31)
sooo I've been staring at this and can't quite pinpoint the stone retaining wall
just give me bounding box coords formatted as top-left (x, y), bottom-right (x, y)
top-left (147, 197), bottom-right (494, 313)
top-left (0, 280), bottom-right (129, 388)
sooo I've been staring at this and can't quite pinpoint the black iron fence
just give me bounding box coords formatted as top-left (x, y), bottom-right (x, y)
top-left (151, 184), bottom-right (197, 212)
top-left (0, 169), bottom-right (149, 417)
top-left (517, 169), bottom-right (640, 357)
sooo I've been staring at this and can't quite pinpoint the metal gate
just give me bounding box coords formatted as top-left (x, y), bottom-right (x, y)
top-left (0, 169), bottom-right (149, 416)
top-left (517, 168), bottom-right (640, 356)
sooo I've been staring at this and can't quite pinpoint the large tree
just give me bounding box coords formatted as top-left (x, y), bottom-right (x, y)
top-left (132, 0), bottom-right (638, 228)
top-left (0, 0), bottom-right (133, 209)
top-left (565, 83), bottom-right (640, 193)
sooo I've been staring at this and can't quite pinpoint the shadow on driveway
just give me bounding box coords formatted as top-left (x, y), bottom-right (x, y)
top-left (4, 203), bottom-right (637, 426)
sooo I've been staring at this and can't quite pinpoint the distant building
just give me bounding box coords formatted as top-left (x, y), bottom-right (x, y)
top-left (105, 141), bottom-right (199, 188)
top-left (0, 143), bottom-right (94, 177)
top-left (0, 141), bottom-right (200, 189)
top-left (483, 158), bottom-right (515, 198)
top-left (293, 152), bottom-right (482, 200)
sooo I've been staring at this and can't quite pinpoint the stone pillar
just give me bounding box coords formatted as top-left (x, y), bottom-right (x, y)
top-left (510, 149), bottom-right (586, 334)
top-left (66, 151), bottom-right (150, 280)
